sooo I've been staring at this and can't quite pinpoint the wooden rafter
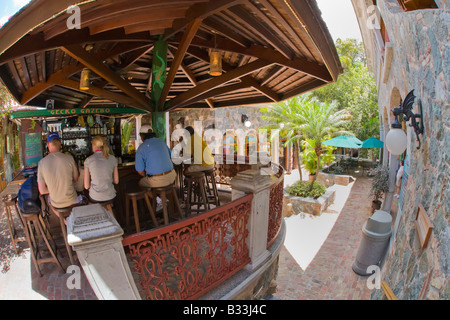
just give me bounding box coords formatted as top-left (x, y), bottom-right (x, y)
top-left (20, 43), bottom-right (151, 105)
top-left (61, 45), bottom-right (150, 110)
top-left (280, 0), bottom-right (341, 80)
top-left (158, 18), bottom-right (202, 111)
top-left (181, 45), bottom-right (279, 103)
top-left (166, 59), bottom-right (272, 111)
top-left (168, 47), bottom-right (214, 108)
top-left (0, 29), bottom-right (153, 65)
top-left (43, 0), bottom-right (209, 40)
top-left (176, 35), bottom-right (332, 82)
top-left (227, 6), bottom-right (294, 60)
top-left (163, 0), bottom-right (245, 40)
top-left (58, 79), bottom-right (138, 107)
top-left (88, 7), bottom-right (190, 35)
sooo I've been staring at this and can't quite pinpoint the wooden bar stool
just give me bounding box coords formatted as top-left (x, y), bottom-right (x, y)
top-left (204, 168), bottom-right (221, 207)
top-left (184, 171), bottom-right (209, 216)
top-left (125, 183), bottom-right (158, 233)
top-left (47, 203), bottom-right (77, 266)
top-left (19, 206), bottom-right (65, 276)
top-left (2, 194), bottom-right (26, 253)
top-left (149, 184), bottom-right (184, 225)
top-left (88, 197), bottom-right (116, 218)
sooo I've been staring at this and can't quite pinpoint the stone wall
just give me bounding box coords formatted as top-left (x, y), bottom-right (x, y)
top-left (169, 105), bottom-right (270, 133)
top-left (365, 1), bottom-right (449, 300)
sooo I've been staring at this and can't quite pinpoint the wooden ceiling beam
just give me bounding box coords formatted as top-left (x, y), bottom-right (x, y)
top-left (279, 0), bottom-right (341, 80)
top-left (165, 59), bottom-right (271, 111)
top-left (175, 82), bottom-right (246, 108)
top-left (202, 18), bottom-right (250, 48)
top-left (163, 0), bottom-right (245, 41)
top-left (158, 18), bottom-right (202, 111)
top-left (20, 43), bottom-right (151, 105)
top-left (88, 7), bottom-right (190, 36)
top-left (62, 45), bottom-right (150, 110)
top-left (175, 35), bottom-right (332, 82)
top-left (58, 79), bottom-right (138, 107)
top-left (169, 46), bottom-right (214, 108)
top-left (181, 44), bottom-right (279, 102)
top-left (44, 0), bottom-right (208, 40)
top-left (0, 28), bottom-right (153, 65)
top-left (257, 0), bottom-right (313, 59)
top-left (227, 6), bottom-right (294, 60)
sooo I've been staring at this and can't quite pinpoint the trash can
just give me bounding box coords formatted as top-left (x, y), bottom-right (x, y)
top-left (352, 210), bottom-right (392, 276)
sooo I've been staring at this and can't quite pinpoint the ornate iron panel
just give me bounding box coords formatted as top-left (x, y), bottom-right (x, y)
top-left (122, 194), bottom-right (253, 300)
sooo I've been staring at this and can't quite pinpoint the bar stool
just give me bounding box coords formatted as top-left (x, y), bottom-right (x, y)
top-left (184, 171), bottom-right (209, 216)
top-left (204, 168), bottom-right (221, 207)
top-left (19, 205), bottom-right (65, 276)
top-left (149, 184), bottom-right (184, 225)
top-left (2, 194), bottom-right (26, 253)
top-left (125, 182), bottom-right (158, 233)
top-left (47, 203), bottom-right (77, 266)
top-left (88, 197), bottom-right (116, 218)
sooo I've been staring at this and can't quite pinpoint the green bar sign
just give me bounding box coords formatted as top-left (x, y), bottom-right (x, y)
top-left (10, 107), bottom-right (148, 119)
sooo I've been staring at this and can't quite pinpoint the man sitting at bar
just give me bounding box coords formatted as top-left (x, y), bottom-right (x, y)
top-left (183, 126), bottom-right (215, 174)
top-left (135, 125), bottom-right (177, 188)
top-left (37, 132), bottom-right (84, 208)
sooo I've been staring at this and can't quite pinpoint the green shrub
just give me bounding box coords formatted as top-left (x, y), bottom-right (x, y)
top-left (288, 180), bottom-right (326, 199)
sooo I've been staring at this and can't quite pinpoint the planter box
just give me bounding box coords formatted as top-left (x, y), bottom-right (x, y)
top-left (317, 171), bottom-right (352, 187)
top-left (283, 188), bottom-right (336, 217)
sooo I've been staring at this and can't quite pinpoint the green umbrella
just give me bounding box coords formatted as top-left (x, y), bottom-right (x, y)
top-left (322, 135), bottom-right (362, 149)
top-left (361, 137), bottom-right (384, 148)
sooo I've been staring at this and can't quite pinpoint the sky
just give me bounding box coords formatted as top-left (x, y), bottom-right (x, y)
top-left (0, 0), bottom-right (31, 26)
top-left (1, 0), bottom-right (362, 42)
top-left (316, 0), bottom-right (362, 42)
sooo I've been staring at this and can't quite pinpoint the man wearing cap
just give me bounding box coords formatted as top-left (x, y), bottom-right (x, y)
top-left (135, 125), bottom-right (176, 188)
top-left (37, 132), bottom-right (82, 208)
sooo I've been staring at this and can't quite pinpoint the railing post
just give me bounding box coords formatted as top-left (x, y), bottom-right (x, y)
top-left (231, 169), bottom-right (273, 271)
top-left (67, 204), bottom-right (141, 300)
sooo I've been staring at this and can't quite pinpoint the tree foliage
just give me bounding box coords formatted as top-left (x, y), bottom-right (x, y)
top-left (311, 38), bottom-right (379, 141)
top-left (0, 83), bottom-right (14, 117)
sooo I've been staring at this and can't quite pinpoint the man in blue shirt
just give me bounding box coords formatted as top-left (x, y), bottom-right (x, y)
top-left (135, 125), bottom-right (176, 188)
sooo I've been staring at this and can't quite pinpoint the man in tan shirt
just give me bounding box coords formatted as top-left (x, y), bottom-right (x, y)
top-left (37, 132), bottom-right (82, 208)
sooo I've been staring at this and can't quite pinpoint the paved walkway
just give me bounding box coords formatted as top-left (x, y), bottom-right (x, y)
top-left (1, 172), bottom-right (377, 300)
top-left (273, 174), bottom-right (374, 300)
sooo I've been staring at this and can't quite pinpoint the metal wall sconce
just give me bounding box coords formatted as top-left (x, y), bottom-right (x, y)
top-left (79, 68), bottom-right (91, 90)
top-left (241, 114), bottom-right (251, 127)
top-left (386, 90), bottom-right (424, 155)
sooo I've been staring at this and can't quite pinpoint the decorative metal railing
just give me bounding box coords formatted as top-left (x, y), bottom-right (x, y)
top-left (267, 162), bottom-right (284, 248)
top-left (267, 176), bottom-right (284, 248)
top-left (122, 194), bottom-right (253, 300)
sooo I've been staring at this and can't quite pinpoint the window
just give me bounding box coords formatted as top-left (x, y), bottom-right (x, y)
top-left (397, 0), bottom-right (438, 11)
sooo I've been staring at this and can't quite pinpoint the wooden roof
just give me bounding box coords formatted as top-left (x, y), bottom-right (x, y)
top-left (0, 0), bottom-right (342, 113)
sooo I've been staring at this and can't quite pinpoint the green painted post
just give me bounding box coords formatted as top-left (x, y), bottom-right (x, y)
top-left (150, 39), bottom-right (168, 140)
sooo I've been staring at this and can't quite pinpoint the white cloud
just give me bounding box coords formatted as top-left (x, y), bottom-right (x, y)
top-left (14, 0), bottom-right (31, 7)
top-left (0, 16), bottom-right (9, 26)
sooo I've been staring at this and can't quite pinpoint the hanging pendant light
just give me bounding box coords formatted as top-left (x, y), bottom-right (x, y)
top-left (209, 31), bottom-right (222, 76)
top-left (79, 68), bottom-right (91, 90)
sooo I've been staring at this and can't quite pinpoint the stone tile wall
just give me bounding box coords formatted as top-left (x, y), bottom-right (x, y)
top-left (370, 1), bottom-right (449, 300)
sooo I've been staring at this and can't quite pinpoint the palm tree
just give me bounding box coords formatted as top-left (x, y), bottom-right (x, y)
top-left (296, 98), bottom-right (351, 191)
top-left (261, 95), bottom-right (313, 180)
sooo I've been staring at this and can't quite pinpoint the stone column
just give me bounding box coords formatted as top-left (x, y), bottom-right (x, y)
top-left (67, 204), bottom-right (141, 300)
top-left (231, 169), bottom-right (273, 271)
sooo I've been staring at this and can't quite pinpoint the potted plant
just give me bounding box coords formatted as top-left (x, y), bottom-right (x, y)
top-left (368, 165), bottom-right (389, 212)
